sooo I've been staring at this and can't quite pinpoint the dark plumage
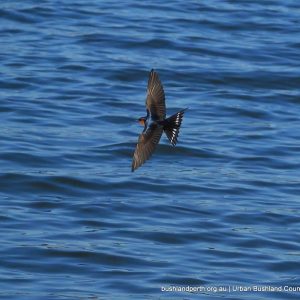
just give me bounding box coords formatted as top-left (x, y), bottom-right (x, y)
top-left (132, 69), bottom-right (187, 172)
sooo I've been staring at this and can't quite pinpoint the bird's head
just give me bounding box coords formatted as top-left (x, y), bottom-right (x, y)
top-left (138, 117), bottom-right (147, 126)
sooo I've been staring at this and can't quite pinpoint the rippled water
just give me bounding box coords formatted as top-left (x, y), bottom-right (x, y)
top-left (1, 1), bottom-right (300, 299)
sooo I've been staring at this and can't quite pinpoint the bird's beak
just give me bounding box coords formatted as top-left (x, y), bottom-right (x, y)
top-left (138, 119), bottom-right (145, 126)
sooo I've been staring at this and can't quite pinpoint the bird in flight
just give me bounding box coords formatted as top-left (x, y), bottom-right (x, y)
top-left (132, 69), bottom-right (187, 172)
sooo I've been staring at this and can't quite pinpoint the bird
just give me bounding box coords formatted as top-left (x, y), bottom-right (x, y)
top-left (131, 69), bottom-right (187, 172)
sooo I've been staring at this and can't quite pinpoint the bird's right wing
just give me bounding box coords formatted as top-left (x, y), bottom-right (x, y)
top-left (131, 123), bottom-right (163, 172)
top-left (145, 69), bottom-right (166, 120)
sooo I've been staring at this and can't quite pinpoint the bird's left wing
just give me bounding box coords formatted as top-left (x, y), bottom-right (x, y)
top-left (131, 123), bottom-right (163, 172)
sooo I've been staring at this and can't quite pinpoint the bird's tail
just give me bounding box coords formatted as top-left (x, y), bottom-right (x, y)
top-left (163, 108), bottom-right (187, 146)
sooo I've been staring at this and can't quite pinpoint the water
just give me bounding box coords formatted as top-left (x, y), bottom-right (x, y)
top-left (1, 1), bottom-right (300, 299)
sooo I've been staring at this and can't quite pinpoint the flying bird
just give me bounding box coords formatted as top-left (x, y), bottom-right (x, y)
top-left (132, 69), bottom-right (187, 172)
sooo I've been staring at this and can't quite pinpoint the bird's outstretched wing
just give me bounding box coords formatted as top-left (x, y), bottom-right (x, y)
top-left (131, 123), bottom-right (163, 172)
top-left (146, 69), bottom-right (166, 120)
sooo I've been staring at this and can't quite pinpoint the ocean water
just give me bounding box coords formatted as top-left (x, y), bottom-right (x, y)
top-left (1, 1), bottom-right (300, 299)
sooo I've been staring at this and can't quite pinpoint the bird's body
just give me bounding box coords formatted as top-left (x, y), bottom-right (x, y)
top-left (132, 69), bottom-right (187, 172)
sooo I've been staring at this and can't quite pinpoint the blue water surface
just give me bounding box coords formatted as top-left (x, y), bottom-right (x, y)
top-left (1, 1), bottom-right (300, 299)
